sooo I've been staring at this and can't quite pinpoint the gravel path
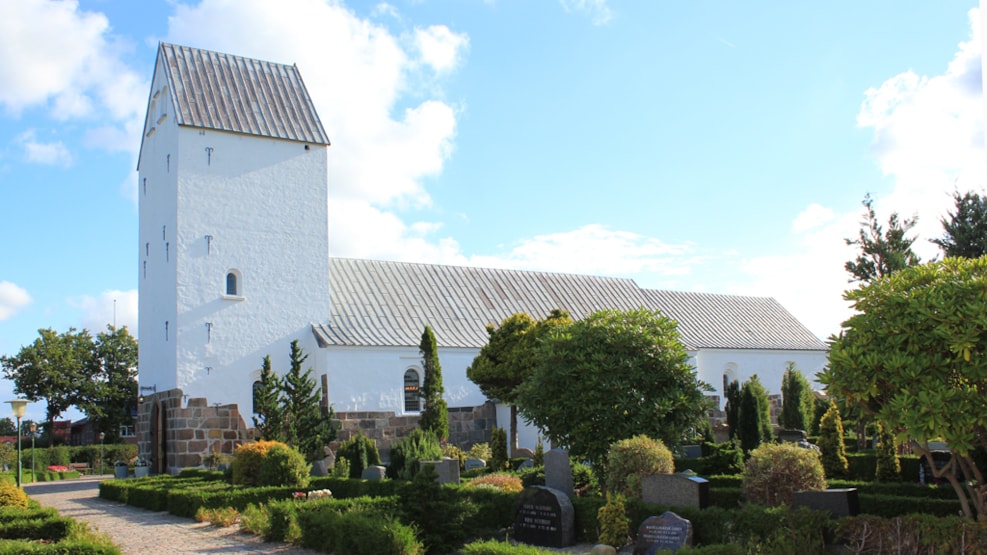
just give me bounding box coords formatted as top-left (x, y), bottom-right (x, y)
top-left (24, 475), bottom-right (320, 555)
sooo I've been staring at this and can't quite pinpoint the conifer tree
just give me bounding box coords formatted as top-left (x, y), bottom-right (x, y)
top-left (818, 401), bottom-right (848, 478)
top-left (874, 421), bottom-right (900, 482)
top-left (724, 380), bottom-right (741, 440)
top-left (418, 326), bottom-right (449, 441)
top-left (281, 340), bottom-right (336, 461)
top-left (779, 363), bottom-right (814, 431)
top-left (932, 189), bottom-right (987, 258)
top-left (252, 355), bottom-right (283, 441)
top-left (737, 375), bottom-right (772, 452)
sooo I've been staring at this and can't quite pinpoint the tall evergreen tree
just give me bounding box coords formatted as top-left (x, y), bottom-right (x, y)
top-left (252, 355), bottom-right (283, 441)
top-left (418, 326), bottom-right (449, 440)
top-left (280, 340), bottom-right (336, 461)
top-left (779, 363), bottom-right (814, 432)
top-left (845, 193), bottom-right (920, 283)
top-left (737, 375), bottom-right (772, 453)
top-left (818, 401), bottom-right (848, 478)
top-left (932, 189), bottom-right (987, 258)
top-left (724, 380), bottom-right (741, 440)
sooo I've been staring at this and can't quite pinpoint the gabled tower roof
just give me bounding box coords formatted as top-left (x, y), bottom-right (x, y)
top-left (152, 42), bottom-right (330, 145)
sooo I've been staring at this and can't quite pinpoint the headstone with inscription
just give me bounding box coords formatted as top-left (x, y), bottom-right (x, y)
top-left (641, 473), bottom-right (710, 509)
top-left (513, 486), bottom-right (575, 548)
top-left (544, 448), bottom-right (573, 497)
top-left (634, 512), bottom-right (692, 554)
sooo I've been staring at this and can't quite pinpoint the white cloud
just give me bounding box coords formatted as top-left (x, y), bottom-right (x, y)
top-left (414, 25), bottom-right (469, 74)
top-left (15, 130), bottom-right (73, 167)
top-left (0, 281), bottom-right (31, 321)
top-left (558, 0), bottom-right (613, 25)
top-left (71, 289), bottom-right (138, 335)
top-left (792, 203), bottom-right (835, 233)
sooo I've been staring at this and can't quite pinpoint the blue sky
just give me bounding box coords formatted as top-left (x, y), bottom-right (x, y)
top-left (0, 0), bottom-right (984, 423)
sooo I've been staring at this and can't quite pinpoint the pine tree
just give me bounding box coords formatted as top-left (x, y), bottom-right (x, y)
top-left (845, 193), bottom-right (920, 283)
top-left (252, 355), bottom-right (283, 441)
top-left (737, 375), bottom-right (772, 453)
top-left (932, 189), bottom-right (987, 258)
top-left (725, 380), bottom-right (741, 440)
top-left (779, 363), bottom-right (814, 432)
top-left (281, 340), bottom-right (336, 461)
top-left (818, 401), bottom-right (848, 478)
top-left (418, 326), bottom-right (449, 441)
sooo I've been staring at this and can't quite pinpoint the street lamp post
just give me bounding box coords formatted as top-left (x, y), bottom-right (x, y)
top-left (98, 432), bottom-right (105, 475)
top-left (28, 423), bottom-right (35, 483)
top-left (6, 400), bottom-right (28, 488)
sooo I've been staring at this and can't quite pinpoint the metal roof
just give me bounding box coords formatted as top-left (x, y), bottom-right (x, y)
top-left (157, 43), bottom-right (329, 145)
top-left (312, 258), bottom-right (827, 352)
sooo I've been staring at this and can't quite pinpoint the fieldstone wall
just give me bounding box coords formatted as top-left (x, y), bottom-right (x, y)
top-left (137, 388), bottom-right (251, 474)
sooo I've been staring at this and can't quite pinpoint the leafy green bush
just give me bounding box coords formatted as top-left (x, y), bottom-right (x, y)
top-left (834, 514), bottom-right (987, 551)
top-left (0, 481), bottom-right (29, 508)
top-left (264, 498), bottom-right (300, 542)
top-left (741, 443), bottom-right (825, 507)
top-left (398, 465), bottom-right (473, 554)
top-left (337, 432), bottom-right (382, 479)
top-left (597, 493), bottom-right (629, 548)
top-left (817, 402), bottom-right (848, 479)
top-left (331, 510), bottom-right (423, 555)
top-left (489, 427), bottom-right (508, 471)
top-left (461, 540), bottom-right (557, 555)
top-left (48, 445), bottom-right (70, 467)
top-left (387, 428), bottom-right (441, 480)
top-left (259, 444), bottom-right (310, 488)
top-left (605, 435), bottom-right (673, 499)
top-left (231, 440), bottom-right (283, 486)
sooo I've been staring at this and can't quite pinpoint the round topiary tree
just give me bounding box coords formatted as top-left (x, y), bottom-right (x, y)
top-left (259, 443), bottom-right (311, 488)
top-left (604, 434), bottom-right (674, 499)
top-left (741, 443), bottom-right (826, 507)
top-left (232, 440), bottom-right (285, 486)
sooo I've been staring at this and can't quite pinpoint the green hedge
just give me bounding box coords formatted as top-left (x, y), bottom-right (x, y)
top-left (0, 506), bottom-right (119, 554)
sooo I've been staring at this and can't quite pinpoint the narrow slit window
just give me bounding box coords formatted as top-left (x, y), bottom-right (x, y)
top-left (404, 369), bottom-right (421, 412)
top-left (226, 272), bottom-right (238, 296)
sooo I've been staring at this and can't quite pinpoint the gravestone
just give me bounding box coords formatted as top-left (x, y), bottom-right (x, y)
top-left (361, 465), bottom-right (387, 481)
top-left (513, 486), bottom-right (575, 548)
top-left (518, 458), bottom-right (535, 470)
top-left (419, 457), bottom-right (461, 485)
top-left (464, 458), bottom-right (487, 471)
top-left (544, 448), bottom-right (573, 497)
top-left (681, 445), bottom-right (702, 459)
top-left (641, 473), bottom-right (710, 509)
top-left (792, 488), bottom-right (859, 518)
top-left (634, 512), bottom-right (693, 554)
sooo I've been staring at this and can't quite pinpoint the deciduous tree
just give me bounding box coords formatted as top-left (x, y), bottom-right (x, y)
top-left (822, 257), bottom-right (987, 518)
top-left (418, 326), bottom-right (449, 441)
top-left (844, 193), bottom-right (920, 283)
top-left (516, 308), bottom-right (710, 474)
top-left (82, 326), bottom-right (138, 443)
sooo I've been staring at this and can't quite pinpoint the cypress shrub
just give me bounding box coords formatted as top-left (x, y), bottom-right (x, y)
top-left (387, 428), bottom-right (440, 480)
top-left (597, 493), bottom-right (629, 548)
top-left (737, 376), bottom-right (771, 453)
top-left (724, 380), bottom-right (741, 440)
top-left (874, 422), bottom-right (900, 482)
top-left (817, 401), bottom-right (848, 479)
top-left (337, 432), bottom-right (381, 479)
top-left (779, 364), bottom-right (813, 432)
top-left (489, 427), bottom-right (508, 472)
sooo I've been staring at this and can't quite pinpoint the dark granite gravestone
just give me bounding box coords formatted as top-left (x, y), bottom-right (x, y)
top-left (464, 457), bottom-right (487, 471)
top-left (681, 445), bottom-right (702, 459)
top-left (419, 458), bottom-right (461, 485)
top-left (791, 488), bottom-right (859, 518)
top-left (513, 486), bottom-right (575, 548)
top-left (361, 465), bottom-right (387, 480)
top-left (544, 448), bottom-right (573, 496)
top-left (634, 512), bottom-right (692, 554)
top-left (641, 473), bottom-right (710, 509)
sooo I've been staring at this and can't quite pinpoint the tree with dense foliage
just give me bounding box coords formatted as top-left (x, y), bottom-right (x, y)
top-left (737, 375), bottom-right (773, 453)
top-left (823, 257), bottom-right (987, 518)
top-left (931, 189), bottom-right (987, 258)
top-left (742, 443), bottom-right (826, 507)
top-left (874, 421), bottom-right (900, 482)
top-left (817, 401), bottom-right (848, 479)
top-left (467, 310), bottom-right (572, 453)
top-left (418, 326), bottom-right (449, 441)
top-left (724, 379), bottom-right (741, 440)
top-left (604, 435), bottom-right (674, 499)
top-left (280, 340), bottom-right (336, 461)
top-left (779, 363), bottom-right (814, 432)
top-left (516, 307), bottom-right (710, 473)
top-left (844, 193), bottom-right (920, 283)
top-left (489, 426), bottom-right (509, 471)
top-left (0, 419), bottom-right (14, 436)
top-left (82, 326), bottom-right (138, 443)
top-left (252, 355), bottom-right (283, 441)
top-left (1, 328), bottom-right (94, 443)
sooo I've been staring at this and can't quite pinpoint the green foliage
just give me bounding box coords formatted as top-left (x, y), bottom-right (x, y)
top-left (337, 432), bottom-right (381, 479)
top-left (489, 427), bottom-right (508, 471)
top-left (532, 436), bottom-right (544, 466)
top-left (264, 498), bottom-right (300, 542)
top-left (0, 482), bottom-right (29, 508)
top-left (835, 514), bottom-right (987, 551)
top-left (461, 540), bottom-right (558, 555)
top-left (724, 380), bottom-right (741, 441)
top-left (399, 464), bottom-right (474, 554)
top-left (281, 340), bottom-right (336, 461)
top-left (517, 308), bottom-right (711, 472)
top-left (259, 444), bottom-right (310, 488)
top-left (597, 493), bottom-right (629, 548)
top-left (737, 375), bottom-right (771, 453)
top-left (816, 401), bottom-right (848, 479)
top-left (604, 435), bottom-right (673, 499)
top-left (387, 428), bottom-right (440, 480)
top-left (332, 510), bottom-right (423, 555)
top-left (232, 440), bottom-right (282, 487)
top-left (252, 355), bottom-right (283, 441)
top-left (675, 441), bottom-right (743, 475)
top-left (332, 456), bottom-right (351, 479)
top-left (779, 364), bottom-right (813, 432)
top-left (874, 422), bottom-right (900, 482)
top-left (741, 443), bottom-right (826, 507)
top-left (822, 256), bottom-right (987, 518)
top-left (931, 189), bottom-right (987, 258)
top-left (844, 192), bottom-right (920, 283)
top-left (86, 326), bottom-right (139, 443)
top-left (48, 445), bottom-right (70, 467)
top-left (418, 326), bottom-right (449, 441)
top-left (467, 442), bottom-right (491, 461)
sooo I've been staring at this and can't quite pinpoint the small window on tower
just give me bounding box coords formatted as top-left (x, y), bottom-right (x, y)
top-left (226, 272), bottom-right (238, 295)
top-left (224, 270), bottom-right (244, 300)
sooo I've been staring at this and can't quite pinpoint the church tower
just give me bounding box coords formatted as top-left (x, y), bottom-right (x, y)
top-left (137, 43), bottom-right (330, 471)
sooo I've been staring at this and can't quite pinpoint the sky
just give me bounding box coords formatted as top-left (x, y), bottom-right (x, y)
top-left (0, 0), bottom-right (984, 424)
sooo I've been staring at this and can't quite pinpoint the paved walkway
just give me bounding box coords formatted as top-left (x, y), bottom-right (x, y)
top-left (24, 475), bottom-right (320, 555)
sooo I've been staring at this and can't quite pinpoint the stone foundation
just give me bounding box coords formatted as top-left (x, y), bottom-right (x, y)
top-left (137, 388), bottom-right (251, 475)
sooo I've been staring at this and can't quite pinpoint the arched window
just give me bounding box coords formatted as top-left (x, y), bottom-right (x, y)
top-left (226, 271), bottom-right (239, 296)
top-left (404, 369), bottom-right (421, 412)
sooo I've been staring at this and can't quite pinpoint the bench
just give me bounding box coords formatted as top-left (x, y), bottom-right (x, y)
top-left (69, 463), bottom-right (91, 475)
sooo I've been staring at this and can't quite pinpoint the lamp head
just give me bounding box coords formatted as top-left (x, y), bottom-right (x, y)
top-left (6, 399), bottom-right (28, 419)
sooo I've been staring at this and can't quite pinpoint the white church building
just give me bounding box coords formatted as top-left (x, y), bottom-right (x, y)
top-left (136, 43), bottom-right (828, 473)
